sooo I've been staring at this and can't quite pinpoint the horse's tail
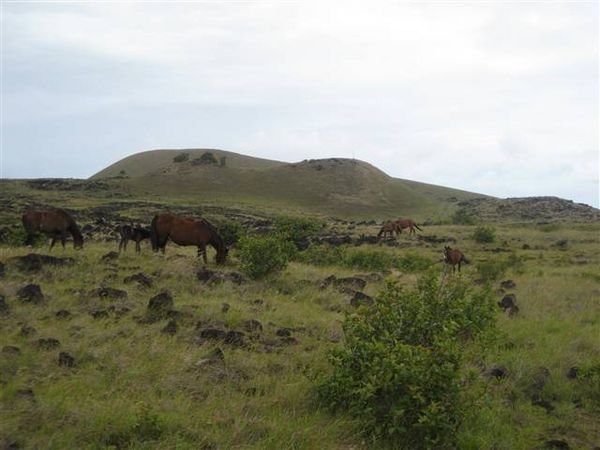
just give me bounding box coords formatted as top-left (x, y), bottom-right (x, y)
top-left (414, 223), bottom-right (423, 231)
top-left (377, 227), bottom-right (384, 238)
top-left (150, 215), bottom-right (159, 252)
top-left (461, 254), bottom-right (471, 265)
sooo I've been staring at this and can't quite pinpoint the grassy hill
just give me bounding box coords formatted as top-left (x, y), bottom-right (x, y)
top-left (90, 149), bottom-right (484, 220)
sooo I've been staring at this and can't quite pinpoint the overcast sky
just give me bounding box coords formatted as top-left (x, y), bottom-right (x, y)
top-left (1, 1), bottom-right (598, 207)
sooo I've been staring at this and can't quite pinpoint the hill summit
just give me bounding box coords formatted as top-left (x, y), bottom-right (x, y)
top-left (91, 149), bottom-right (482, 219)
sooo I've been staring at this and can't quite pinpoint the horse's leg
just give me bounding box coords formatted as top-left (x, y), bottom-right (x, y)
top-left (135, 239), bottom-right (141, 254)
top-left (61, 231), bottom-right (67, 249)
top-left (198, 244), bottom-right (207, 264)
top-left (49, 236), bottom-right (57, 251)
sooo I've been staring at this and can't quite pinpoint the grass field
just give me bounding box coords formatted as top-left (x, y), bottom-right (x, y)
top-left (1, 216), bottom-right (599, 449)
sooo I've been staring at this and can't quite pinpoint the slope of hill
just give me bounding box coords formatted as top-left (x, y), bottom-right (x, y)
top-left (91, 149), bottom-right (483, 219)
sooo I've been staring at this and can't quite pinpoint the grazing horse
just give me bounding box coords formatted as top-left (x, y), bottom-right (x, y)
top-left (22, 209), bottom-right (84, 250)
top-left (443, 246), bottom-right (470, 273)
top-left (395, 219), bottom-right (422, 235)
top-left (150, 213), bottom-right (227, 265)
top-left (118, 224), bottom-right (151, 253)
top-left (377, 221), bottom-right (400, 239)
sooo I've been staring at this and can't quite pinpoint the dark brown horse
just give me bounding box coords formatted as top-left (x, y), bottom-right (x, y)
top-left (118, 224), bottom-right (151, 253)
top-left (22, 209), bottom-right (84, 250)
top-left (150, 213), bottom-right (227, 265)
top-left (443, 246), bottom-right (470, 272)
top-left (377, 221), bottom-right (400, 239)
top-left (395, 219), bottom-right (423, 235)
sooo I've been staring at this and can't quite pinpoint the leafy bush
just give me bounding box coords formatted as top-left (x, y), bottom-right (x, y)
top-left (472, 226), bottom-right (496, 243)
top-left (451, 208), bottom-right (476, 225)
top-left (238, 235), bottom-right (296, 279)
top-left (476, 253), bottom-right (524, 283)
top-left (275, 215), bottom-right (323, 249)
top-left (577, 360), bottom-right (600, 411)
top-left (317, 273), bottom-right (496, 447)
top-left (342, 248), bottom-right (395, 272)
top-left (172, 152), bottom-right (189, 163)
top-left (396, 252), bottom-right (434, 273)
top-left (217, 219), bottom-right (245, 247)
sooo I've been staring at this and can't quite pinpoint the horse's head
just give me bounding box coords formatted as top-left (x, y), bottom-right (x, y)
top-left (216, 245), bottom-right (228, 265)
top-left (73, 235), bottom-right (84, 250)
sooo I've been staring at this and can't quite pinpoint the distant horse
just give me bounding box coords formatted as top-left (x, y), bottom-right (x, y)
top-left (443, 246), bottom-right (470, 273)
top-left (22, 209), bottom-right (84, 250)
top-left (150, 213), bottom-right (227, 265)
top-left (395, 219), bottom-right (422, 235)
top-left (118, 224), bottom-right (151, 253)
top-left (377, 221), bottom-right (399, 239)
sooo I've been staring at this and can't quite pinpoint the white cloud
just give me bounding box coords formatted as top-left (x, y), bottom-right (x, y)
top-left (2, 1), bottom-right (598, 206)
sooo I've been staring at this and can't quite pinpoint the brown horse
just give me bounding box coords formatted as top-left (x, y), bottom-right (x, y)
top-left (377, 221), bottom-right (400, 239)
top-left (22, 209), bottom-right (84, 250)
top-left (443, 246), bottom-right (470, 272)
top-left (150, 213), bottom-right (227, 265)
top-left (118, 224), bottom-right (151, 253)
top-left (395, 219), bottom-right (422, 235)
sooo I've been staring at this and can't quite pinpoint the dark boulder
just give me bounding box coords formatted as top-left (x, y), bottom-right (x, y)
top-left (243, 319), bottom-right (263, 334)
top-left (124, 272), bottom-right (153, 288)
top-left (500, 279), bottom-right (516, 289)
top-left (55, 309), bottom-right (72, 320)
top-left (199, 328), bottom-right (227, 340)
top-left (224, 330), bottom-right (246, 347)
top-left (19, 325), bottom-right (36, 336)
top-left (350, 291), bottom-right (375, 307)
top-left (485, 365), bottom-right (508, 379)
top-left (37, 338), bottom-right (60, 350)
top-left (498, 294), bottom-right (517, 311)
top-left (58, 352), bottom-right (75, 367)
top-left (100, 251), bottom-right (119, 262)
top-left (2, 345), bottom-right (21, 356)
top-left (17, 284), bottom-right (44, 304)
top-left (0, 295), bottom-right (9, 315)
top-left (147, 291), bottom-right (174, 318)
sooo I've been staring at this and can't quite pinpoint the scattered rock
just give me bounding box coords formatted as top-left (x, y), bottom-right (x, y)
top-left (522, 244), bottom-right (531, 250)
top-left (486, 365), bottom-right (508, 379)
top-left (161, 320), bottom-right (177, 335)
top-left (16, 284), bottom-right (45, 304)
top-left (37, 338), bottom-right (60, 350)
top-left (224, 330), bottom-right (246, 347)
top-left (542, 439), bottom-right (570, 450)
top-left (566, 366), bottom-right (579, 379)
top-left (19, 325), bottom-right (36, 336)
top-left (197, 268), bottom-right (246, 285)
top-left (123, 272), bottom-right (153, 288)
top-left (100, 251), bottom-right (119, 262)
top-left (0, 261), bottom-right (4, 278)
top-left (349, 291), bottom-right (375, 307)
top-left (9, 253), bottom-right (74, 273)
top-left (199, 328), bottom-right (227, 340)
top-left (276, 328), bottom-right (292, 337)
top-left (147, 291), bottom-right (174, 318)
top-left (89, 287), bottom-right (128, 300)
top-left (221, 303), bottom-right (231, 313)
top-left (90, 309), bottom-right (109, 319)
top-left (532, 395), bottom-right (555, 413)
top-left (2, 345), bottom-right (21, 356)
top-left (0, 295), bottom-right (9, 315)
top-left (500, 279), bottom-right (516, 289)
top-left (58, 351), bottom-right (75, 367)
top-left (55, 309), bottom-right (72, 320)
top-left (506, 305), bottom-right (520, 317)
top-left (498, 294), bottom-right (517, 311)
top-left (243, 319), bottom-right (263, 334)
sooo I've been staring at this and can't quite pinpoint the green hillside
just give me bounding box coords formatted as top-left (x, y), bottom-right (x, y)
top-left (91, 149), bottom-right (483, 219)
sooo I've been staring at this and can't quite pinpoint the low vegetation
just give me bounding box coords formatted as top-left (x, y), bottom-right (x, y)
top-left (0, 186), bottom-right (598, 449)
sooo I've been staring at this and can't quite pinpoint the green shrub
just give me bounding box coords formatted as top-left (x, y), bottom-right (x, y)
top-left (275, 215), bottom-right (323, 249)
top-left (172, 152), bottom-right (189, 163)
top-left (317, 273), bottom-right (495, 447)
top-left (217, 219), bottom-right (245, 247)
top-left (476, 253), bottom-right (524, 282)
top-left (342, 248), bottom-right (395, 271)
top-left (451, 208), bottom-right (476, 225)
top-left (472, 226), bottom-right (496, 243)
top-left (238, 235), bottom-right (296, 279)
top-left (577, 360), bottom-right (600, 411)
top-left (396, 252), bottom-right (434, 273)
